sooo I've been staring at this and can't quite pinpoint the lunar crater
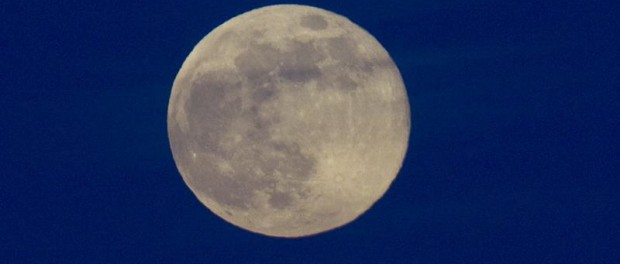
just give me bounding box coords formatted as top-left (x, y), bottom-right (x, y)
top-left (300, 14), bottom-right (328, 30)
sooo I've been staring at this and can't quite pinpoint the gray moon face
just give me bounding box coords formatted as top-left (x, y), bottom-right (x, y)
top-left (168, 4), bottom-right (410, 237)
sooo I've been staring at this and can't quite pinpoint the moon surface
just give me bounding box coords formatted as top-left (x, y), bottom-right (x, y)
top-left (168, 4), bottom-right (410, 237)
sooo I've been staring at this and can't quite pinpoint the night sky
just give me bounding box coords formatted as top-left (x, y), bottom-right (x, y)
top-left (2, 0), bottom-right (619, 263)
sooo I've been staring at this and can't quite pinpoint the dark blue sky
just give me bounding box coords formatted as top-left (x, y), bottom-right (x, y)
top-left (2, 0), bottom-right (619, 263)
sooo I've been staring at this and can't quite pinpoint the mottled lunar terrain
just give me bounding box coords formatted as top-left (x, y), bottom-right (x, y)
top-left (168, 5), bottom-right (410, 237)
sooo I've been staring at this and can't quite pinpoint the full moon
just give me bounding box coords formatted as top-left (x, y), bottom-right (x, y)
top-left (168, 4), bottom-right (410, 237)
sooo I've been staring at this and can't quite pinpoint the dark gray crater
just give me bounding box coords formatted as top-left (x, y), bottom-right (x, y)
top-left (300, 14), bottom-right (328, 30)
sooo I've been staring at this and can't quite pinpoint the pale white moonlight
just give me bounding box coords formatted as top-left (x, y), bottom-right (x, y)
top-left (168, 4), bottom-right (410, 237)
